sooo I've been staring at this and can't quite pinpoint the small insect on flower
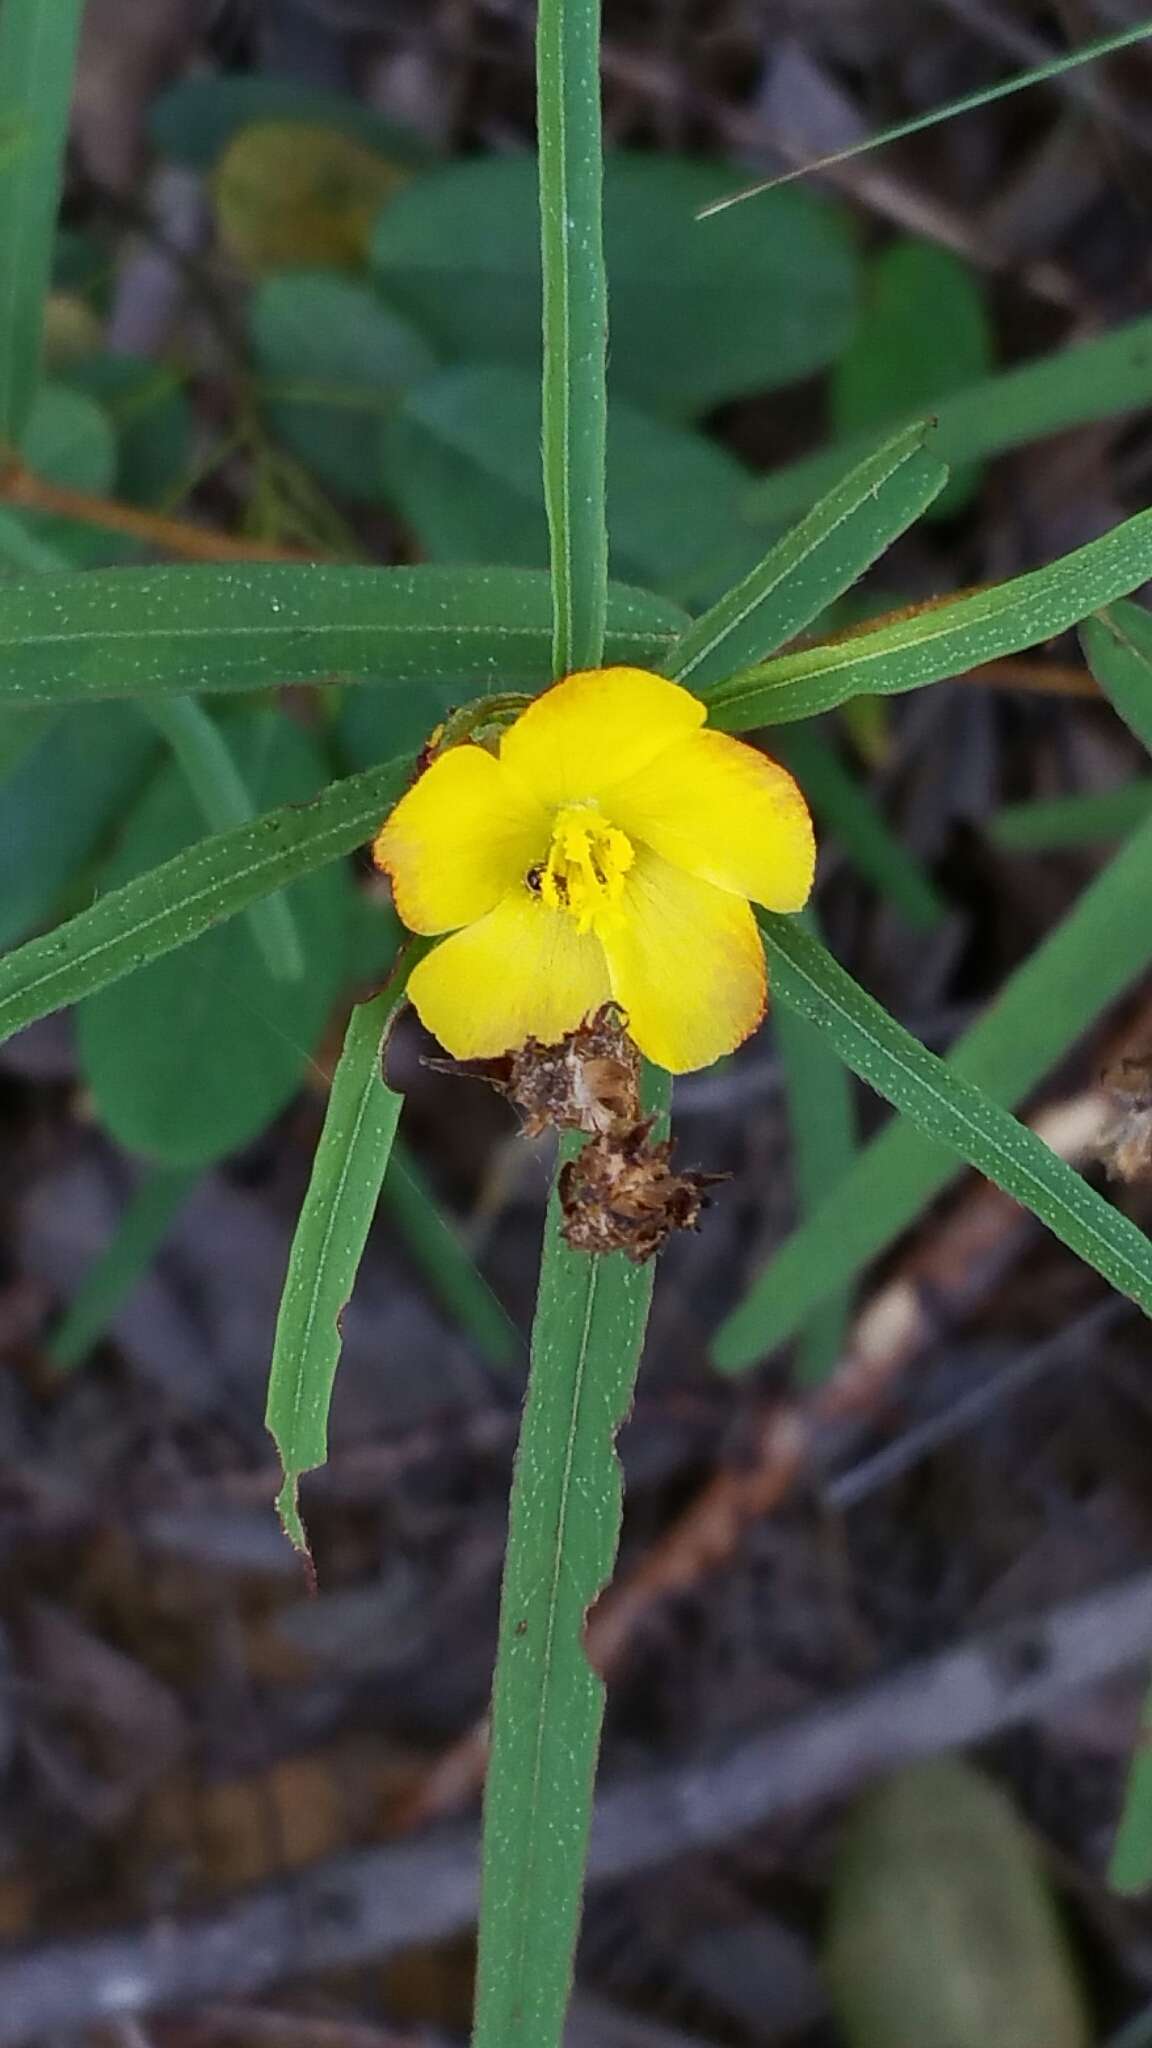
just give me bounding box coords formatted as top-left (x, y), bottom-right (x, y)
top-left (373, 667), bottom-right (815, 1074)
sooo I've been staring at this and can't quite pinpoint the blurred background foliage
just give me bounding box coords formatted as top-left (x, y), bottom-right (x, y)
top-left (5, 3), bottom-right (1152, 2046)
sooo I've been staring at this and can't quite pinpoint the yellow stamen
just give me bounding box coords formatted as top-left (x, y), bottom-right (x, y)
top-left (537, 804), bottom-right (634, 934)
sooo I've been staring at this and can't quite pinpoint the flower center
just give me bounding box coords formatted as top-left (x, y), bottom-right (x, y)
top-left (531, 804), bottom-right (634, 934)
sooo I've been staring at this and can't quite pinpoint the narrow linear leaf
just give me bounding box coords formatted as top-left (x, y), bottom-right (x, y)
top-left (1082, 601), bottom-right (1152, 753)
top-left (473, 1073), bottom-right (671, 2048)
top-left (537, 0), bottom-right (608, 674)
top-left (705, 507), bottom-right (1152, 730)
top-left (705, 21), bottom-right (1152, 213)
top-left (1110, 1681), bottom-right (1152, 1895)
top-left (0, 753), bottom-right (412, 1049)
top-left (761, 912), bottom-right (1152, 1316)
top-left (747, 311), bottom-right (1152, 530)
top-left (143, 697), bottom-right (304, 983)
top-left (830, 241), bottom-right (991, 521)
top-left (776, 724), bottom-right (947, 930)
top-left (775, 914), bottom-right (857, 1385)
top-left (268, 958), bottom-right (428, 1552)
top-left (383, 1142), bottom-right (523, 1374)
top-left (0, 0), bottom-right (85, 444)
top-left (76, 712), bottom-right (351, 1169)
top-left (715, 824), bottom-right (1152, 1369)
top-left (0, 565), bottom-right (687, 706)
top-left (50, 1166), bottom-right (198, 1372)
top-left (990, 781), bottom-right (1152, 851)
top-left (665, 423), bottom-right (948, 692)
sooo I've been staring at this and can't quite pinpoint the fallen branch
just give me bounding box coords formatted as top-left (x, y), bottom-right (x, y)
top-left (0, 1570), bottom-right (1149, 2039)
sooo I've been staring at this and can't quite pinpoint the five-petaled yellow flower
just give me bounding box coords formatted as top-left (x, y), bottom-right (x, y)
top-left (374, 667), bottom-right (815, 1074)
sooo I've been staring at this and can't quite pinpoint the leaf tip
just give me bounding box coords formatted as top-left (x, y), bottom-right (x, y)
top-left (275, 1467), bottom-right (315, 1579)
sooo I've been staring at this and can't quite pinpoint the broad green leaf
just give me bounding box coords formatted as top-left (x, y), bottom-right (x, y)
top-left (337, 678), bottom-right (460, 770)
top-left (664, 422), bottom-right (948, 692)
top-left (249, 271), bottom-right (435, 501)
top-left (372, 153), bottom-right (859, 419)
top-left (11, 380), bottom-right (118, 567)
top-left (1082, 601), bottom-right (1152, 753)
top-left (384, 1143), bottom-right (522, 1374)
top-left (23, 380), bottom-right (115, 491)
top-left (715, 815), bottom-right (1152, 1367)
top-left (0, 503), bottom-right (70, 570)
top-left (776, 725), bottom-right (947, 930)
top-left (267, 963), bottom-right (421, 1551)
top-left (831, 240), bottom-right (990, 516)
top-left (0, 0), bottom-right (85, 443)
top-left (0, 703), bottom-right (56, 780)
top-left (213, 121), bottom-right (409, 273)
top-left (150, 74), bottom-right (432, 173)
top-left (64, 354), bottom-right (192, 508)
top-left (827, 1760), bottom-right (1090, 2048)
top-left (0, 704), bottom-right (157, 951)
top-left (0, 751), bottom-right (411, 1049)
top-left (748, 311), bottom-right (1152, 531)
top-left (990, 782), bottom-right (1152, 851)
top-left (50, 1165), bottom-right (197, 1372)
top-left (473, 1074), bottom-right (671, 2048)
top-left (1110, 1683), bottom-right (1152, 1895)
top-left (704, 506), bottom-right (1152, 730)
top-left (76, 711), bottom-right (351, 1168)
top-left (0, 565), bottom-right (687, 706)
top-left (758, 912), bottom-right (1152, 1317)
top-left (537, 0), bottom-right (608, 673)
top-left (382, 364), bottom-right (748, 595)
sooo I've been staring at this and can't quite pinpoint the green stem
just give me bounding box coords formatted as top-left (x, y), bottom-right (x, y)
top-left (49, 1164), bottom-right (197, 1372)
top-left (142, 697), bottom-right (304, 982)
top-left (536, 0), bottom-right (609, 677)
top-left (0, 0), bottom-right (85, 447)
top-left (473, 1074), bottom-right (671, 2048)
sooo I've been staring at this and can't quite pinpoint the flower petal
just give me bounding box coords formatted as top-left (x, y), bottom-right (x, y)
top-left (374, 744), bottom-right (548, 935)
top-left (499, 666), bottom-right (706, 808)
top-left (407, 892), bottom-right (611, 1058)
top-left (607, 729), bottom-right (815, 911)
top-left (602, 847), bottom-right (766, 1073)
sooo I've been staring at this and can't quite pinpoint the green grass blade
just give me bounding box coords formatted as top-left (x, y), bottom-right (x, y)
top-left (715, 814), bottom-right (1152, 1368)
top-left (702, 18), bottom-right (1152, 216)
top-left (267, 958), bottom-right (428, 1552)
top-left (142, 697), bottom-right (304, 983)
top-left (759, 911), bottom-right (1152, 1307)
top-left (383, 1141), bottom-right (523, 1374)
top-left (0, 0), bottom-right (85, 445)
top-left (1110, 1680), bottom-right (1152, 1895)
top-left (0, 753), bottom-right (411, 1049)
top-left (48, 1165), bottom-right (198, 1373)
top-left (776, 725), bottom-right (947, 929)
top-left (774, 915), bottom-right (857, 1385)
top-left (704, 507), bottom-right (1152, 731)
top-left (748, 313), bottom-right (1152, 530)
top-left (536, 0), bottom-right (608, 675)
top-left (473, 1072), bottom-right (671, 2048)
top-left (665, 423), bottom-right (948, 692)
top-left (990, 782), bottom-right (1152, 851)
top-left (1082, 601), bottom-right (1152, 753)
top-left (0, 566), bottom-right (687, 706)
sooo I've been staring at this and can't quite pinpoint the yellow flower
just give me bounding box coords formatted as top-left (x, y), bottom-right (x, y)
top-left (373, 667), bottom-right (815, 1074)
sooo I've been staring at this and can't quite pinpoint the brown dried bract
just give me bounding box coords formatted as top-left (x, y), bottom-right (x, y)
top-left (1099, 1050), bottom-right (1152, 1182)
top-left (431, 1005), bottom-right (725, 1258)
top-left (429, 1004), bottom-right (641, 1136)
top-left (559, 1117), bottom-right (725, 1264)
